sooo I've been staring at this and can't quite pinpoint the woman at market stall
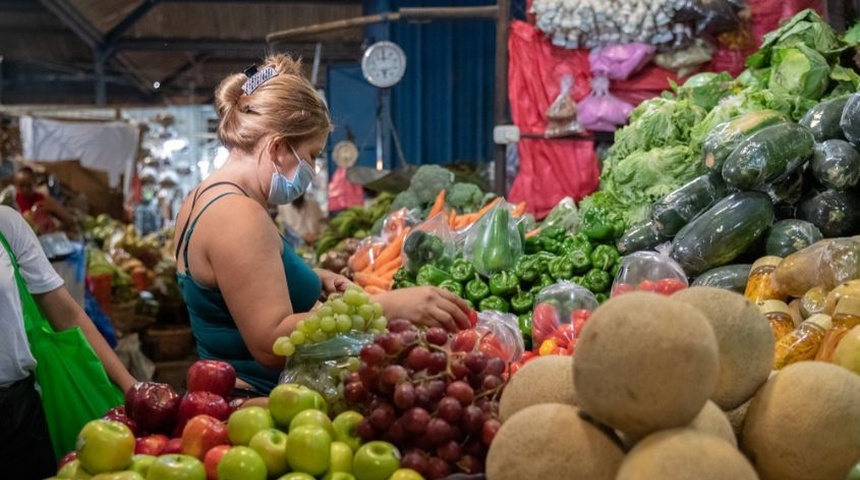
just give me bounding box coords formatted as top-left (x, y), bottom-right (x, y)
top-left (174, 54), bottom-right (470, 395)
top-left (0, 205), bottom-right (137, 480)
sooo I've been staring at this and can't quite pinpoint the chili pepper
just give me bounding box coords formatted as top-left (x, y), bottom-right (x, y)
top-left (549, 256), bottom-right (574, 281)
top-left (465, 276), bottom-right (490, 304)
top-left (591, 244), bottom-right (621, 271)
top-left (511, 289), bottom-right (535, 314)
top-left (489, 271), bottom-right (519, 297)
top-left (393, 267), bottom-right (414, 284)
top-left (438, 279), bottom-right (464, 298)
top-left (395, 279), bottom-right (416, 289)
top-left (450, 258), bottom-right (477, 283)
top-left (479, 295), bottom-right (510, 313)
top-left (514, 255), bottom-right (541, 283)
top-left (583, 268), bottom-right (612, 293)
top-left (524, 236), bottom-right (542, 255)
top-left (567, 249), bottom-right (592, 275)
top-left (416, 264), bottom-right (453, 286)
top-left (563, 233), bottom-right (593, 256)
top-left (518, 312), bottom-right (534, 350)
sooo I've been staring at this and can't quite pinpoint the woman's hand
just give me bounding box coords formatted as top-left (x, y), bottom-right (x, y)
top-left (315, 268), bottom-right (353, 299)
top-left (371, 286), bottom-right (471, 332)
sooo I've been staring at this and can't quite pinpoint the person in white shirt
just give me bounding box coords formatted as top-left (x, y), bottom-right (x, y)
top-left (0, 206), bottom-right (136, 480)
top-left (277, 193), bottom-right (325, 246)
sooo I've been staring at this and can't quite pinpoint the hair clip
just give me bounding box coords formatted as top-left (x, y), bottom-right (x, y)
top-left (243, 65), bottom-right (258, 78)
top-left (242, 65), bottom-right (278, 95)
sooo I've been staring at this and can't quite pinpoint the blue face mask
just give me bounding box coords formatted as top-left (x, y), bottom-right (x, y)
top-left (268, 144), bottom-right (315, 205)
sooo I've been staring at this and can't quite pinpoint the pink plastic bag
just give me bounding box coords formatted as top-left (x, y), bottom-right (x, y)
top-left (578, 76), bottom-right (635, 132)
top-left (589, 43), bottom-right (656, 81)
top-left (327, 167), bottom-right (364, 212)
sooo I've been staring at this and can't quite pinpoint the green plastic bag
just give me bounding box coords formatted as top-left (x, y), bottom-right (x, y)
top-left (0, 232), bottom-right (124, 459)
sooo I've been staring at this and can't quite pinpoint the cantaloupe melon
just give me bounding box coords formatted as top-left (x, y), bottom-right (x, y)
top-left (498, 355), bottom-right (577, 422)
top-left (616, 429), bottom-right (758, 480)
top-left (673, 286), bottom-right (775, 410)
top-left (689, 400), bottom-right (737, 448)
top-left (724, 399), bottom-right (750, 440)
top-left (741, 361), bottom-right (860, 480)
top-left (573, 292), bottom-right (719, 439)
top-left (486, 403), bottom-right (623, 480)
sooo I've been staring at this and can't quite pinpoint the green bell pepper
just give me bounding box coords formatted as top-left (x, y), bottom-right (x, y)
top-left (511, 289), bottom-right (535, 314)
top-left (403, 230), bottom-right (447, 273)
top-left (524, 236), bottom-right (543, 255)
top-left (591, 244), bottom-right (621, 271)
top-left (439, 279), bottom-right (464, 297)
top-left (464, 298), bottom-right (475, 310)
top-left (395, 279), bottom-right (416, 289)
top-left (595, 293), bottom-right (609, 304)
top-left (562, 233), bottom-right (593, 256)
top-left (571, 276), bottom-right (583, 286)
top-left (539, 273), bottom-right (555, 289)
top-left (611, 261), bottom-right (621, 278)
top-left (567, 249), bottom-right (592, 275)
top-left (471, 207), bottom-right (517, 274)
top-left (549, 256), bottom-right (574, 281)
top-left (583, 268), bottom-right (612, 293)
top-left (539, 237), bottom-right (563, 255)
top-left (479, 295), bottom-right (510, 313)
top-left (514, 255), bottom-right (541, 283)
top-left (465, 276), bottom-right (491, 304)
top-left (489, 271), bottom-right (519, 297)
top-left (539, 225), bottom-right (565, 240)
top-left (450, 258), bottom-right (477, 283)
top-left (393, 267), bottom-right (414, 284)
top-left (416, 264), bottom-right (453, 286)
top-left (518, 312), bottom-right (533, 350)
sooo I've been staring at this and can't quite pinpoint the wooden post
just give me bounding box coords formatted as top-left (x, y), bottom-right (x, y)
top-left (493, 0), bottom-right (510, 196)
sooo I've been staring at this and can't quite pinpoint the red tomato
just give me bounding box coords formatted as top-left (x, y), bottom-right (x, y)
top-left (638, 280), bottom-right (658, 292)
top-left (509, 362), bottom-right (522, 376)
top-left (521, 351), bottom-right (536, 362)
top-left (556, 348), bottom-right (571, 356)
top-left (655, 278), bottom-right (687, 295)
top-left (570, 309), bottom-right (591, 337)
top-left (553, 323), bottom-right (577, 348)
top-left (466, 308), bottom-right (479, 327)
top-left (611, 282), bottom-right (635, 297)
top-left (533, 304), bottom-right (560, 334)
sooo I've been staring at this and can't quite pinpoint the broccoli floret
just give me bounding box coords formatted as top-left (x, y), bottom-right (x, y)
top-left (447, 182), bottom-right (484, 213)
top-left (391, 190), bottom-right (421, 212)
top-left (409, 165), bottom-right (455, 204)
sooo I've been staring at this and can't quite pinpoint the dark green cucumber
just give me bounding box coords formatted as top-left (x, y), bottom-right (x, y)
top-left (616, 219), bottom-right (670, 255)
top-left (798, 189), bottom-right (860, 237)
top-left (800, 95), bottom-right (850, 142)
top-left (840, 93), bottom-right (860, 147)
top-left (810, 139), bottom-right (860, 190)
top-left (722, 123), bottom-right (815, 191)
top-left (671, 192), bottom-right (774, 276)
top-left (765, 219), bottom-right (824, 257)
top-left (691, 264), bottom-right (753, 293)
top-left (701, 110), bottom-right (787, 172)
top-left (651, 174), bottom-right (728, 236)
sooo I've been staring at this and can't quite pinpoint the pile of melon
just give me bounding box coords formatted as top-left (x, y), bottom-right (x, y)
top-left (488, 288), bottom-right (860, 480)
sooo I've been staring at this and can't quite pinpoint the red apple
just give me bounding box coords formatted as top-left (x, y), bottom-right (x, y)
top-left (177, 391), bottom-right (230, 432)
top-left (58, 450), bottom-right (77, 469)
top-left (103, 409), bottom-right (138, 436)
top-left (135, 434), bottom-right (169, 455)
top-left (163, 437), bottom-right (184, 454)
top-left (186, 360), bottom-right (236, 398)
top-left (181, 415), bottom-right (230, 460)
top-left (125, 382), bottom-right (181, 435)
top-left (203, 444), bottom-right (231, 480)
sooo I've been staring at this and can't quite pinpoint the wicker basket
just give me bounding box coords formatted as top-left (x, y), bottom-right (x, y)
top-left (141, 325), bottom-right (196, 361)
top-left (111, 300), bottom-right (156, 334)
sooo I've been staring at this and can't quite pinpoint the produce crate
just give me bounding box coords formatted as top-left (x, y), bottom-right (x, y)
top-left (141, 325), bottom-right (196, 361)
top-left (110, 300), bottom-right (156, 334)
top-left (87, 273), bottom-right (113, 315)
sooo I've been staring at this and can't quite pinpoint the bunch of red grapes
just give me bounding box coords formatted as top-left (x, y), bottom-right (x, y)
top-left (341, 319), bottom-right (506, 479)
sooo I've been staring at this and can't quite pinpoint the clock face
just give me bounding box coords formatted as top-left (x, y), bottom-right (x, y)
top-left (361, 41), bottom-right (407, 88)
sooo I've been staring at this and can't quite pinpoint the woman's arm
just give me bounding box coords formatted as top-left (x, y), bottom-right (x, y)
top-left (34, 287), bottom-right (138, 393)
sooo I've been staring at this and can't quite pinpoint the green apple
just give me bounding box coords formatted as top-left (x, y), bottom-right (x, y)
top-left (248, 428), bottom-right (290, 477)
top-left (146, 454), bottom-right (205, 480)
top-left (128, 454), bottom-right (157, 478)
top-left (321, 473), bottom-right (356, 480)
top-left (329, 441), bottom-right (354, 474)
top-left (57, 459), bottom-right (92, 479)
top-left (76, 419), bottom-right (135, 474)
top-left (268, 384), bottom-right (328, 428)
top-left (331, 411), bottom-right (364, 452)
top-left (275, 474), bottom-right (315, 480)
top-left (217, 446), bottom-right (267, 480)
top-left (847, 463), bottom-right (860, 480)
top-left (352, 441), bottom-right (401, 480)
top-left (227, 406), bottom-right (274, 446)
top-left (285, 425), bottom-right (331, 476)
top-left (387, 469), bottom-right (425, 480)
top-left (91, 472), bottom-right (145, 480)
top-left (289, 409), bottom-right (335, 437)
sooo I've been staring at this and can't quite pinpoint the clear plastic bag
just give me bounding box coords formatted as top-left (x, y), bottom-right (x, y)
top-left (589, 43), bottom-right (656, 81)
top-left (654, 39), bottom-right (715, 76)
top-left (532, 281), bottom-right (599, 352)
top-left (773, 237), bottom-right (860, 297)
top-left (611, 245), bottom-right (689, 297)
top-left (578, 76), bottom-right (635, 132)
top-left (400, 213), bottom-right (456, 274)
top-left (348, 236), bottom-right (388, 273)
top-left (540, 197), bottom-right (579, 232)
top-left (279, 332), bottom-right (375, 412)
top-left (677, 0), bottom-right (743, 35)
top-left (451, 311), bottom-right (525, 363)
top-left (381, 208), bottom-right (421, 243)
top-left (545, 75), bottom-right (582, 138)
top-left (463, 199), bottom-right (524, 277)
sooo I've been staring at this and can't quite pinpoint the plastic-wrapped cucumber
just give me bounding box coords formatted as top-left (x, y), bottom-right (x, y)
top-left (692, 264), bottom-right (753, 293)
top-left (702, 110), bottom-right (787, 172)
top-left (722, 123), bottom-right (815, 191)
top-left (810, 139), bottom-right (860, 190)
top-left (757, 167), bottom-right (805, 206)
top-left (839, 93), bottom-right (860, 147)
top-left (800, 95), bottom-right (850, 142)
top-left (765, 219), bottom-right (824, 257)
top-left (616, 219), bottom-right (670, 255)
top-left (798, 189), bottom-right (860, 237)
top-left (651, 174), bottom-right (727, 236)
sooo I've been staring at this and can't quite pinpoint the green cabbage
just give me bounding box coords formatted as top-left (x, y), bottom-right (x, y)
top-left (768, 44), bottom-right (831, 100)
top-left (748, 9), bottom-right (843, 68)
top-left (600, 145), bottom-right (702, 206)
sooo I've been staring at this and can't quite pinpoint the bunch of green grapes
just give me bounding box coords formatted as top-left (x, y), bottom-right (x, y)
top-left (273, 285), bottom-right (388, 357)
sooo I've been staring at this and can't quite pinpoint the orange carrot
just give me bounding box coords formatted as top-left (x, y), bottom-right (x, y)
top-left (448, 210), bottom-right (459, 229)
top-left (474, 197), bottom-right (502, 218)
top-left (354, 271), bottom-right (392, 290)
top-left (364, 285), bottom-right (387, 294)
top-left (376, 260), bottom-right (402, 279)
top-left (512, 202), bottom-right (527, 217)
top-left (525, 227), bottom-right (542, 238)
top-left (372, 228), bottom-right (409, 268)
top-left (428, 190), bottom-right (446, 218)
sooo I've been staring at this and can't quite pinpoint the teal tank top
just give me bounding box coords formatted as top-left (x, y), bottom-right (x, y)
top-left (175, 182), bottom-right (321, 393)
